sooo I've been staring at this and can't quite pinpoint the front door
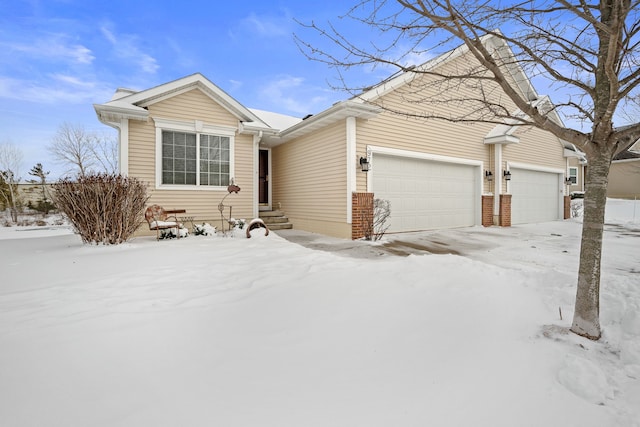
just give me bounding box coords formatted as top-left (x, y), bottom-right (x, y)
top-left (259, 149), bottom-right (269, 205)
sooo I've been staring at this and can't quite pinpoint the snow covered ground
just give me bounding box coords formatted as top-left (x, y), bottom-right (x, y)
top-left (0, 199), bottom-right (638, 426)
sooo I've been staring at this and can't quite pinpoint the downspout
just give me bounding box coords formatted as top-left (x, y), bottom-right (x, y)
top-left (253, 131), bottom-right (263, 219)
top-left (346, 117), bottom-right (357, 224)
top-left (118, 119), bottom-right (129, 176)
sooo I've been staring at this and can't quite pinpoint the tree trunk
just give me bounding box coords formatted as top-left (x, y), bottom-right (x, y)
top-left (570, 148), bottom-right (612, 340)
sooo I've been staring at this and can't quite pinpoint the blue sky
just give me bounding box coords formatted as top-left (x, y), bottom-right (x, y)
top-left (0, 0), bottom-right (386, 179)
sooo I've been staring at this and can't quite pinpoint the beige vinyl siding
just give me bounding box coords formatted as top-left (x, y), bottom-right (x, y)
top-left (608, 160), bottom-right (640, 199)
top-left (503, 126), bottom-right (565, 170)
top-left (355, 51), bottom-right (518, 195)
top-left (127, 89), bottom-right (254, 232)
top-left (272, 120), bottom-right (350, 238)
top-left (567, 157), bottom-right (585, 192)
top-left (147, 89), bottom-right (238, 127)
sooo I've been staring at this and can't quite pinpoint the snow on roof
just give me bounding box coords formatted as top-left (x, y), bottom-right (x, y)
top-left (249, 108), bottom-right (303, 131)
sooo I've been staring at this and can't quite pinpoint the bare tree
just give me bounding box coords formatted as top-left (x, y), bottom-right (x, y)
top-left (49, 122), bottom-right (118, 177)
top-left (297, 1), bottom-right (640, 340)
top-left (0, 142), bottom-right (24, 222)
top-left (91, 131), bottom-right (119, 174)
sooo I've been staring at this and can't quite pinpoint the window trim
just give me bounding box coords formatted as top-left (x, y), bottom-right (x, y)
top-left (568, 167), bottom-right (578, 185)
top-left (154, 118), bottom-right (235, 191)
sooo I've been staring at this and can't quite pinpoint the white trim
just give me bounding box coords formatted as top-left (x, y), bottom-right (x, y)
top-left (153, 117), bottom-right (236, 136)
top-left (118, 119), bottom-right (129, 176)
top-left (367, 145), bottom-right (483, 227)
top-left (154, 121), bottom-right (236, 191)
top-left (612, 157), bottom-right (640, 164)
top-left (568, 166), bottom-right (578, 185)
top-left (507, 161), bottom-right (565, 174)
top-left (252, 134), bottom-right (260, 218)
top-left (367, 145), bottom-right (483, 167)
top-left (346, 117), bottom-right (357, 224)
top-left (495, 144), bottom-right (503, 212)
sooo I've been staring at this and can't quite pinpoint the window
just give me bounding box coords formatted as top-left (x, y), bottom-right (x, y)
top-left (569, 167), bottom-right (578, 185)
top-left (161, 130), bottom-right (231, 187)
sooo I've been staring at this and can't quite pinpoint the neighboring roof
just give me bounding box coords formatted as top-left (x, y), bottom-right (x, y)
top-left (614, 140), bottom-right (640, 160)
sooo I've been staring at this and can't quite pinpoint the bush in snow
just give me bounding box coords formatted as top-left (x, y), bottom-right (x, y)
top-left (363, 198), bottom-right (391, 241)
top-left (194, 223), bottom-right (217, 236)
top-left (52, 173), bottom-right (148, 244)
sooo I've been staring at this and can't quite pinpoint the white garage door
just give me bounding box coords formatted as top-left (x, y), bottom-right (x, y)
top-left (510, 168), bottom-right (561, 224)
top-left (372, 154), bottom-right (478, 232)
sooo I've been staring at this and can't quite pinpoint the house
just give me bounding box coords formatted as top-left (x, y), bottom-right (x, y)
top-left (608, 138), bottom-right (640, 199)
top-left (94, 34), bottom-right (571, 240)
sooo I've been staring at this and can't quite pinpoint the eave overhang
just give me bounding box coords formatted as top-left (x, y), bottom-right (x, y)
top-left (258, 100), bottom-right (382, 147)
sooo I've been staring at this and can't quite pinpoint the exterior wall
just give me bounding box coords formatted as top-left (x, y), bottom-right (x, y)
top-left (502, 127), bottom-right (566, 175)
top-left (355, 66), bottom-right (496, 196)
top-left (127, 89), bottom-right (255, 231)
top-left (608, 159), bottom-right (640, 199)
top-left (566, 156), bottom-right (586, 193)
top-left (271, 120), bottom-right (351, 239)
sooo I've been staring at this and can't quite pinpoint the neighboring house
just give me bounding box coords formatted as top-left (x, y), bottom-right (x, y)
top-left (94, 34), bottom-right (571, 240)
top-left (608, 139), bottom-right (640, 199)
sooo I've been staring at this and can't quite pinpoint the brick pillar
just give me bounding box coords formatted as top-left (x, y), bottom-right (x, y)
top-left (499, 194), bottom-right (512, 227)
top-left (564, 195), bottom-right (571, 219)
top-left (352, 192), bottom-right (374, 240)
top-left (482, 195), bottom-right (494, 227)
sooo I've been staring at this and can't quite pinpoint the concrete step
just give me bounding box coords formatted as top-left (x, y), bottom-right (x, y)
top-left (261, 216), bottom-right (290, 224)
top-left (266, 222), bottom-right (293, 230)
top-left (259, 210), bottom-right (285, 217)
top-left (259, 210), bottom-right (293, 230)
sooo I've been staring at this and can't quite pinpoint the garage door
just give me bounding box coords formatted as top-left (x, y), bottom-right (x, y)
top-left (510, 168), bottom-right (561, 224)
top-left (372, 154), bottom-right (478, 232)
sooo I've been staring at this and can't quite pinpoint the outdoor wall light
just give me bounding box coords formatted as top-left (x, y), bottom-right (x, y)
top-left (565, 177), bottom-right (573, 185)
top-left (360, 157), bottom-right (370, 172)
top-left (503, 170), bottom-right (512, 181)
top-left (485, 170), bottom-right (493, 181)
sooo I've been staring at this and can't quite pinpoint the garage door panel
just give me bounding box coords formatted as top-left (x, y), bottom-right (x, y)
top-left (511, 168), bottom-right (561, 224)
top-left (372, 155), bottom-right (478, 232)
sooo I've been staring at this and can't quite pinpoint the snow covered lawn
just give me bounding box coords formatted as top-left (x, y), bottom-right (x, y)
top-left (1, 199), bottom-right (638, 426)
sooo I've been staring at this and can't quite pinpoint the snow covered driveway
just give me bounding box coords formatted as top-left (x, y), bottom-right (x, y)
top-left (0, 199), bottom-right (638, 426)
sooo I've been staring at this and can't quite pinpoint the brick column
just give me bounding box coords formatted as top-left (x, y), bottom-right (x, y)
top-left (352, 192), bottom-right (374, 240)
top-left (499, 194), bottom-right (512, 227)
top-left (482, 195), bottom-right (494, 227)
top-left (564, 195), bottom-right (571, 219)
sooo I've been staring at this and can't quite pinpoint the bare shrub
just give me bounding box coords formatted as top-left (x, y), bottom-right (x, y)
top-left (52, 174), bottom-right (148, 244)
top-left (363, 198), bottom-right (391, 241)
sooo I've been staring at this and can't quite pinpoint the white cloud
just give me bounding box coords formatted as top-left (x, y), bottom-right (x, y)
top-left (260, 75), bottom-right (331, 115)
top-left (0, 75), bottom-right (112, 104)
top-left (1, 35), bottom-right (95, 65)
top-left (100, 25), bottom-right (159, 74)
top-left (240, 12), bottom-right (291, 37)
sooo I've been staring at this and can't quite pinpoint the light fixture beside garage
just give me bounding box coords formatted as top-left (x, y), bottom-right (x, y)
top-left (359, 157), bottom-right (370, 172)
top-left (503, 170), bottom-right (512, 180)
top-left (485, 170), bottom-right (493, 181)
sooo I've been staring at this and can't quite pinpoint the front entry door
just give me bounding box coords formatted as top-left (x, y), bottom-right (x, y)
top-left (259, 149), bottom-right (269, 205)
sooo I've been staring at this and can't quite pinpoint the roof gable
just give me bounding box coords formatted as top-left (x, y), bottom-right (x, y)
top-left (357, 33), bottom-right (538, 104)
top-left (95, 73), bottom-right (270, 130)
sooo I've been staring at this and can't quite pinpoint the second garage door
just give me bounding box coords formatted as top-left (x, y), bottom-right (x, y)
top-left (510, 168), bottom-right (561, 224)
top-left (372, 154), bottom-right (478, 232)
